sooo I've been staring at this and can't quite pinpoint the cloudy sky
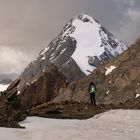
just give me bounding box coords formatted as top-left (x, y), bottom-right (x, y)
top-left (0, 0), bottom-right (140, 79)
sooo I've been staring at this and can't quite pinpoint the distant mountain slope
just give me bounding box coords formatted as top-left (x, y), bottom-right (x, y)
top-left (18, 13), bottom-right (127, 91)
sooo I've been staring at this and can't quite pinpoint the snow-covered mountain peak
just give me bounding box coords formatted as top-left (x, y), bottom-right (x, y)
top-left (69, 14), bottom-right (104, 74)
top-left (73, 13), bottom-right (101, 25)
top-left (57, 13), bottom-right (127, 74)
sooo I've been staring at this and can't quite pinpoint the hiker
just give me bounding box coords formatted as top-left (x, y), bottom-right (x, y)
top-left (89, 82), bottom-right (97, 106)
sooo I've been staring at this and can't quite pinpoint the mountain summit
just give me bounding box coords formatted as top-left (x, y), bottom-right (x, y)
top-left (19, 13), bottom-right (128, 91)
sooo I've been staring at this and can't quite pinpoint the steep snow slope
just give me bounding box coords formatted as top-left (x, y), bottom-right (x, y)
top-left (0, 110), bottom-right (140, 140)
top-left (70, 15), bottom-right (102, 74)
top-left (18, 13), bottom-right (128, 91)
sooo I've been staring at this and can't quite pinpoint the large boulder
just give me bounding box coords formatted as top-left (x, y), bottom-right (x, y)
top-left (18, 64), bottom-right (67, 109)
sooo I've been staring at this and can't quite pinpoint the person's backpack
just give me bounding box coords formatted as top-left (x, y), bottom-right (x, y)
top-left (90, 84), bottom-right (96, 93)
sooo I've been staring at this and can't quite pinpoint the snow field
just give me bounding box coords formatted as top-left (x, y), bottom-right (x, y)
top-left (105, 66), bottom-right (116, 75)
top-left (0, 110), bottom-right (140, 140)
top-left (70, 16), bottom-right (103, 75)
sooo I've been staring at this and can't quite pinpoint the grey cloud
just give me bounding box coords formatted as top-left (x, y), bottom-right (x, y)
top-left (0, 46), bottom-right (32, 75)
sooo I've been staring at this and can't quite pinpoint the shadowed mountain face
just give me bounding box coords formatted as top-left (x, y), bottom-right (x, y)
top-left (18, 65), bottom-right (67, 108)
top-left (17, 13), bottom-right (127, 92)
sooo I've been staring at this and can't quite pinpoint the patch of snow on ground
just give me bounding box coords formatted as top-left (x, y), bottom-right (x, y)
top-left (17, 91), bottom-right (20, 95)
top-left (0, 84), bottom-right (9, 92)
top-left (70, 16), bottom-right (104, 75)
top-left (135, 94), bottom-right (140, 98)
top-left (106, 90), bottom-right (110, 94)
top-left (0, 110), bottom-right (140, 140)
top-left (105, 66), bottom-right (116, 75)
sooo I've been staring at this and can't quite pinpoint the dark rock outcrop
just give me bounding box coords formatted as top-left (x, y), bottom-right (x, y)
top-left (18, 64), bottom-right (67, 109)
top-left (0, 78), bottom-right (26, 128)
top-left (0, 93), bottom-right (23, 128)
top-left (6, 78), bottom-right (20, 93)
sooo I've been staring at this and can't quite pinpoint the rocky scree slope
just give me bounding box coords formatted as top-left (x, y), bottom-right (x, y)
top-left (52, 38), bottom-right (140, 105)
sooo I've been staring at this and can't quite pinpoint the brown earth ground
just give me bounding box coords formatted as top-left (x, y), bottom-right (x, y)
top-left (29, 97), bottom-right (140, 120)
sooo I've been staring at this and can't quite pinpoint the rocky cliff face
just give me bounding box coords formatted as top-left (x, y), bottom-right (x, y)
top-left (18, 65), bottom-right (67, 109)
top-left (18, 13), bottom-right (127, 92)
top-left (0, 79), bottom-right (25, 128)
